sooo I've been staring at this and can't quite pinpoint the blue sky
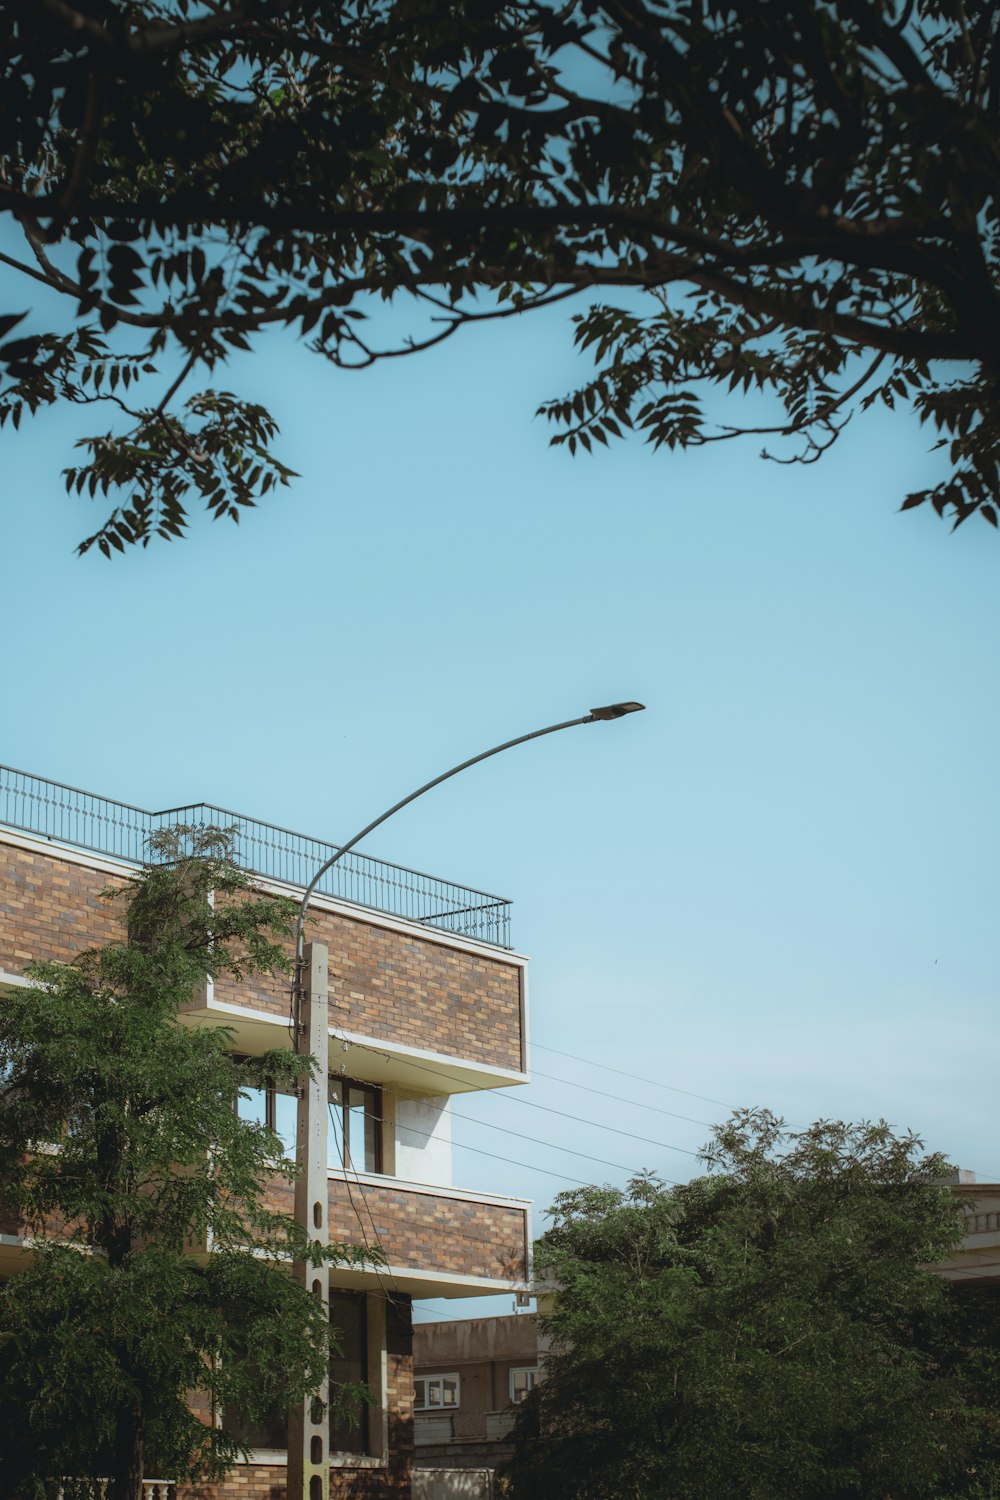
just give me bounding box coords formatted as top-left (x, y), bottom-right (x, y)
top-left (2, 284), bottom-right (998, 1320)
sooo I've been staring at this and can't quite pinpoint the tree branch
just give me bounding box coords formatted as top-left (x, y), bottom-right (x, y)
top-left (54, 67), bottom-right (108, 222)
top-left (33, 0), bottom-right (114, 48)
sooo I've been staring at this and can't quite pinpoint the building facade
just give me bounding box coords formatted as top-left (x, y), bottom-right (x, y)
top-left (0, 767), bottom-right (533, 1500)
top-left (934, 1171), bottom-right (1000, 1286)
top-left (412, 1314), bottom-right (541, 1476)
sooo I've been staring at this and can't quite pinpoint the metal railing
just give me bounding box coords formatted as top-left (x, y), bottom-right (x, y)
top-left (0, 764), bottom-right (512, 949)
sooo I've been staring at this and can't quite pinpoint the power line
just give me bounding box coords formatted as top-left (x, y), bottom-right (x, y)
top-left (331, 1100), bottom-right (554, 1284)
top-left (533, 1051), bottom-right (1000, 1193)
top-left (484, 1090), bottom-right (702, 1159)
top-left (257, 1091), bottom-right (664, 1266)
top-left (410, 1302), bottom-right (508, 1322)
top-left (330, 1103), bottom-right (604, 1243)
top-left (385, 1110), bottom-right (595, 1187)
top-left (529, 1065), bottom-right (716, 1128)
top-left (395, 1099), bottom-right (680, 1184)
top-left (532, 1041), bottom-right (735, 1111)
top-left (324, 1042), bottom-right (997, 1296)
top-left (411, 1301), bottom-right (533, 1323)
top-left (339, 1033), bottom-right (701, 1161)
top-left (328, 1100), bottom-right (401, 1302)
top-left (323, 1101), bottom-right (682, 1270)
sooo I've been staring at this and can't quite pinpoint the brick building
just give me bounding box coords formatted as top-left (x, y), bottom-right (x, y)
top-left (0, 766), bottom-right (533, 1500)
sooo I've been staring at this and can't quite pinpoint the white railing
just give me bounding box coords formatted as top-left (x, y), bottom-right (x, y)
top-left (412, 1470), bottom-right (494, 1500)
top-left (485, 1410), bottom-right (516, 1440)
top-left (57, 1483), bottom-right (175, 1500)
top-left (965, 1209), bottom-right (1000, 1234)
top-left (414, 1413), bottom-right (455, 1445)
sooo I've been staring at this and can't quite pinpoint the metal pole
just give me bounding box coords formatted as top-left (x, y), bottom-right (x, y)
top-left (286, 700), bottom-right (644, 1497)
top-left (287, 941), bottom-right (331, 1500)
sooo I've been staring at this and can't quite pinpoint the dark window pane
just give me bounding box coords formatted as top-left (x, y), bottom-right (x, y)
top-left (226, 1351), bottom-right (288, 1452)
top-left (329, 1291), bottom-right (369, 1455)
top-left (228, 1403), bottom-right (287, 1452)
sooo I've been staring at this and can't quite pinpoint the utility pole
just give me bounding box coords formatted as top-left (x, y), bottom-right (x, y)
top-left (287, 941), bottom-right (331, 1500)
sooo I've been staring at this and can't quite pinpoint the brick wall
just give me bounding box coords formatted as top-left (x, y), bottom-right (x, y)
top-left (265, 1178), bottom-right (528, 1284)
top-left (0, 840), bottom-right (127, 974)
top-left (0, 836), bottom-right (523, 1077)
top-left (178, 1459), bottom-right (408, 1500)
top-left (217, 903), bottom-right (523, 1074)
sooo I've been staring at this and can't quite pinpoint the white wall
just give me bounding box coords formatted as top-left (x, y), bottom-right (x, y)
top-left (411, 1469), bottom-right (493, 1500)
top-left (394, 1094), bottom-right (453, 1186)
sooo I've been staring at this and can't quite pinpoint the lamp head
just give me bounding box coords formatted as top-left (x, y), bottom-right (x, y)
top-left (588, 701), bottom-right (646, 721)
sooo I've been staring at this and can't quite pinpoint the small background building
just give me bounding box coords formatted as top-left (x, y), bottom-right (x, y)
top-left (412, 1313), bottom-right (540, 1474)
top-left (935, 1171), bottom-right (1000, 1285)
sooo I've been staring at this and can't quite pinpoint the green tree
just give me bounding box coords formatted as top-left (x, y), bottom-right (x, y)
top-left (0, 827), bottom-right (367, 1500)
top-left (506, 1109), bottom-right (1000, 1500)
top-left (2, 1), bottom-right (1000, 552)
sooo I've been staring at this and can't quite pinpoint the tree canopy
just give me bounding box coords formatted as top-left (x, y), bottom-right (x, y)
top-left (0, 828), bottom-right (368, 1500)
top-left (506, 1109), bottom-right (1000, 1500)
top-left (2, 1), bottom-right (999, 554)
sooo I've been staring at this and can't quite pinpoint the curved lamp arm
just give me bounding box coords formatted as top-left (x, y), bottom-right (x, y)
top-left (292, 700), bottom-right (644, 1043)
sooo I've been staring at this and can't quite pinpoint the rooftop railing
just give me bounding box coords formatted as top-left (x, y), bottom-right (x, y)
top-left (0, 764), bottom-right (512, 949)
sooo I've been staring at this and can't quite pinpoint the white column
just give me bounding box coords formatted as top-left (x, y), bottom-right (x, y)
top-left (288, 940), bottom-right (330, 1500)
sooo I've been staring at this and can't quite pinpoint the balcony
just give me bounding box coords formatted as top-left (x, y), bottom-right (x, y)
top-left (0, 762), bottom-right (512, 948)
top-left (265, 1173), bottom-right (531, 1299)
top-left (201, 884), bottom-right (528, 1088)
top-left (415, 1414), bottom-right (456, 1446)
top-left (0, 1202), bottom-right (27, 1276)
top-left (934, 1179), bottom-right (1000, 1285)
top-left (2, 1168), bottom-right (531, 1299)
top-left (0, 768), bottom-right (528, 1091)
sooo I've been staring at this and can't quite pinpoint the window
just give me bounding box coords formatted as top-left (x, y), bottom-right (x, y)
top-left (226, 1293), bottom-right (380, 1460)
top-left (236, 1071), bottom-right (382, 1172)
top-left (328, 1077), bottom-right (381, 1174)
top-left (414, 1374), bottom-right (460, 1411)
top-left (234, 1076), bottom-right (296, 1159)
top-left (509, 1367), bottom-right (538, 1405)
top-left (226, 1381), bottom-right (287, 1453)
top-left (329, 1290), bottom-right (371, 1455)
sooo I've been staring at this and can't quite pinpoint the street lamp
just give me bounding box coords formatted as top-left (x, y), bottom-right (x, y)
top-left (287, 701), bottom-right (644, 1500)
top-left (292, 700), bottom-right (645, 1028)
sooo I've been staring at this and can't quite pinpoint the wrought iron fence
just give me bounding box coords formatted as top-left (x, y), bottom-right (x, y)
top-left (0, 765), bottom-right (512, 949)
